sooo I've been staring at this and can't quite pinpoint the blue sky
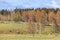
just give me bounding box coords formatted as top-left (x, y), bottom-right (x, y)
top-left (0, 0), bottom-right (60, 10)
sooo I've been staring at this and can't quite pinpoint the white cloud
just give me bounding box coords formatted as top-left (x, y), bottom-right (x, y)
top-left (46, 0), bottom-right (60, 8)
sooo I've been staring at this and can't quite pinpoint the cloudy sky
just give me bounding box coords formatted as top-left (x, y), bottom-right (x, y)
top-left (0, 0), bottom-right (60, 10)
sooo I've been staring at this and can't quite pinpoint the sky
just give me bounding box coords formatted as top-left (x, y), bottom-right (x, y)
top-left (0, 0), bottom-right (60, 10)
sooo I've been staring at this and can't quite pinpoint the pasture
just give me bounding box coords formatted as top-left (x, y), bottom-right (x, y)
top-left (0, 34), bottom-right (60, 40)
top-left (0, 21), bottom-right (59, 40)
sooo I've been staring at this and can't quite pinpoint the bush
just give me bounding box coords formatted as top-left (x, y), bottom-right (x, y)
top-left (13, 16), bottom-right (21, 22)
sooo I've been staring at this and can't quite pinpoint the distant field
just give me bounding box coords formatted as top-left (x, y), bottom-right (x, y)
top-left (0, 21), bottom-right (57, 40)
top-left (0, 34), bottom-right (60, 40)
top-left (0, 21), bottom-right (28, 34)
top-left (0, 21), bottom-right (52, 34)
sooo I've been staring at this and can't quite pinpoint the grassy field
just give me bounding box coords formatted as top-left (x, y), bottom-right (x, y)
top-left (0, 21), bottom-right (59, 40)
top-left (0, 21), bottom-right (52, 34)
top-left (0, 21), bottom-right (28, 34)
top-left (0, 34), bottom-right (60, 40)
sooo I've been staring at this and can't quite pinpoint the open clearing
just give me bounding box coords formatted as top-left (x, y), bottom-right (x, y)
top-left (0, 34), bottom-right (60, 40)
top-left (0, 21), bottom-right (59, 40)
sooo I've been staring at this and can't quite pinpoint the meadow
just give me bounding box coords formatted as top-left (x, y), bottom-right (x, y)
top-left (0, 21), bottom-right (52, 34)
top-left (0, 21), bottom-right (28, 34)
top-left (0, 21), bottom-right (59, 40)
top-left (0, 34), bottom-right (60, 40)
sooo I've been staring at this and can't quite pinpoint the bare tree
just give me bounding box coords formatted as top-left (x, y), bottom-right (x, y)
top-left (27, 10), bottom-right (36, 37)
top-left (35, 9), bottom-right (46, 34)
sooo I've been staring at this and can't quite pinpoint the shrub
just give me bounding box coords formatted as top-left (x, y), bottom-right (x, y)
top-left (13, 15), bottom-right (21, 22)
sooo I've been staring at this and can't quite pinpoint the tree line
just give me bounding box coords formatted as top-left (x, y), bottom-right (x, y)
top-left (0, 8), bottom-right (60, 34)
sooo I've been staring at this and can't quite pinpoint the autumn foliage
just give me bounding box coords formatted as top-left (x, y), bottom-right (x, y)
top-left (0, 8), bottom-right (60, 34)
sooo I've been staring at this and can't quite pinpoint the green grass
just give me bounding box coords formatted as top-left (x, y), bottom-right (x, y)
top-left (0, 21), bottom-right (59, 40)
top-left (0, 21), bottom-right (28, 34)
top-left (0, 34), bottom-right (60, 40)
